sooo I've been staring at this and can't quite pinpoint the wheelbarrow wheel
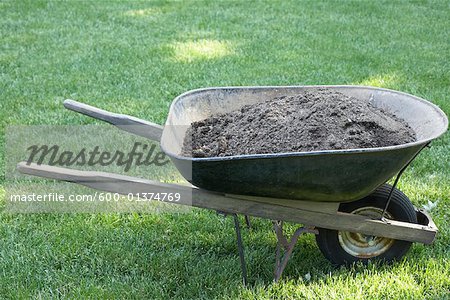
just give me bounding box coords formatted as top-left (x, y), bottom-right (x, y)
top-left (315, 184), bottom-right (417, 265)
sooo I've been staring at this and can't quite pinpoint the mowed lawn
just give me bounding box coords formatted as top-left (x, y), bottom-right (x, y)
top-left (1, 1), bottom-right (449, 299)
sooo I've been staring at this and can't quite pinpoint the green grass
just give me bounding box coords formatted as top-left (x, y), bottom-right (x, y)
top-left (1, 0), bottom-right (449, 299)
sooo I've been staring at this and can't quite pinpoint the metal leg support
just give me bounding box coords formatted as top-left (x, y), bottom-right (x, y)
top-left (233, 214), bottom-right (248, 286)
top-left (273, 221), bottom-right (317, 282)
top-left (216, 211), bottom-right (248, 285)
top-left (219, 212), bottom-right (318, 283)
top-left (244, 215), bottom-right (251, 229)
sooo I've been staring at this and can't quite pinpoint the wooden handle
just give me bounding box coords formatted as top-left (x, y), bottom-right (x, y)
top-left (64, 99), bottom-right (163, 142)
top-left (15, 163), bottom-right (436, 244)
top-left (16, 162), bottom-right (192, 201)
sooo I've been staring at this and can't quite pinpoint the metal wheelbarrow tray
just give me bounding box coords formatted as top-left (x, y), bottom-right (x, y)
top-left (161, 86), bottom-right (448, 202)
top-left (17, 85), bottom-right (448, 283)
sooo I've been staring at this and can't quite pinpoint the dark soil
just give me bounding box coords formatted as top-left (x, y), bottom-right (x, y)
top-left (181, 89), bottom-right (416, 158)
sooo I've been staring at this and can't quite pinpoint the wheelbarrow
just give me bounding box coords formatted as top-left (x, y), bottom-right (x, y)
top-left (17, 86), bottom-right (448, 284)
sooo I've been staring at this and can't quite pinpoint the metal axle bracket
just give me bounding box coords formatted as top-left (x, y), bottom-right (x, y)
top-left (382, 143), bottom-right (430, 219)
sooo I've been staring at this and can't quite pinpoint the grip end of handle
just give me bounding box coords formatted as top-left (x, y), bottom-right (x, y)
top-left (63, 99), bottom-right (79, 110)
top-left (16, 161), bottom-right (33, 175)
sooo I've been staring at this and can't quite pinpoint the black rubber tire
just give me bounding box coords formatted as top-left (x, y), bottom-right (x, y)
top-left (315, 184), bottom-right (417, 265)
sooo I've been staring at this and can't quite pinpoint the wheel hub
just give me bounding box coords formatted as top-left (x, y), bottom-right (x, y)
top-left (338, 207), bottom-right (395, 258)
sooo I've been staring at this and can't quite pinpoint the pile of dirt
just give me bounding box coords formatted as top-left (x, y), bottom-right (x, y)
top-left (181, 89), bottom-right (416, 158)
